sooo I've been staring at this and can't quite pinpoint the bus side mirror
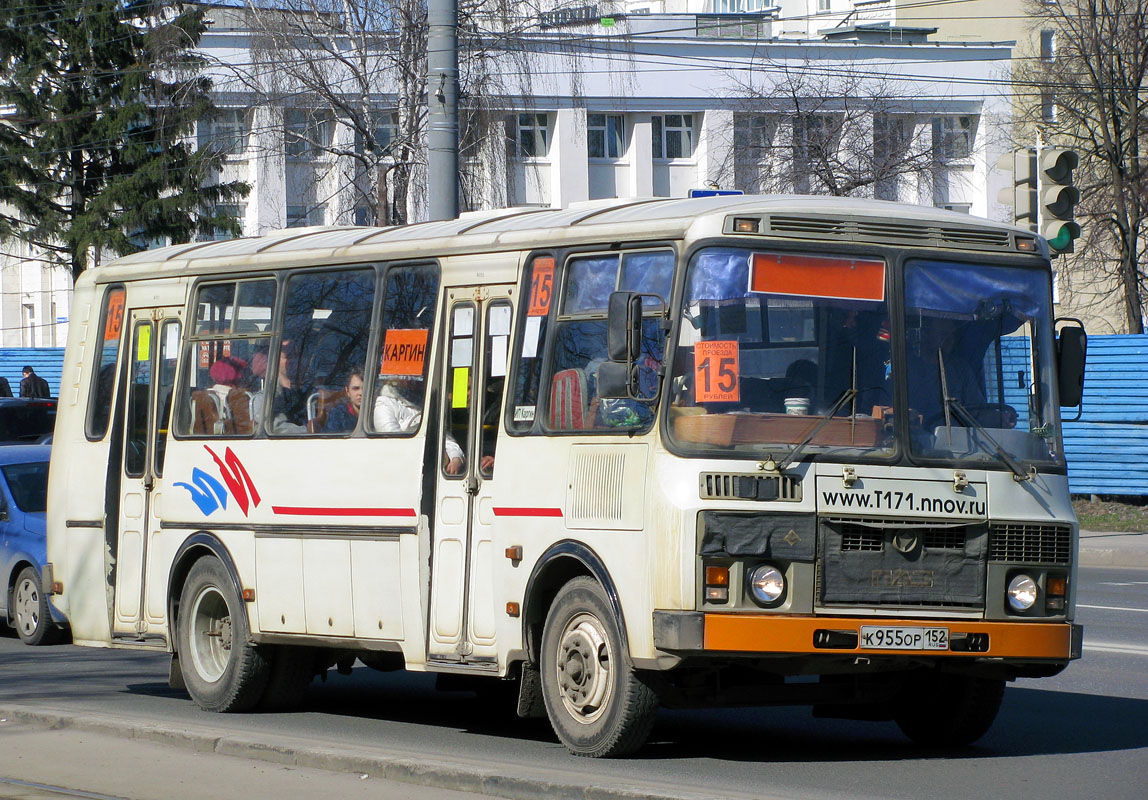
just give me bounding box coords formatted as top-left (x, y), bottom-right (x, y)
top-left (607, 291), bottom-right (642, 363)
top-left (596, 361), bottom-right (634, 399)
top-left (1056, 320), bottom-right (1086, 408)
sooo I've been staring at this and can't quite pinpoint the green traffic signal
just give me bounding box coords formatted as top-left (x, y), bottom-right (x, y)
top-left (1039, 148), bottom-right (1079, 254)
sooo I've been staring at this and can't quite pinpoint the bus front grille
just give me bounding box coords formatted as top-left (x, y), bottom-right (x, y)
top-left (988, 523), bottom-right (1072, 564)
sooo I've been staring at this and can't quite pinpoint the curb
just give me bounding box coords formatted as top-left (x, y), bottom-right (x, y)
top-left (1078, 531), bottom-right (1148, 569)
top-left (0, 704), bottom-right (748, 800)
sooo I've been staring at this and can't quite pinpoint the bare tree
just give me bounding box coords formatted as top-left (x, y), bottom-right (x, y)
top-left (228, 0), bottom-right (540, 226)
top-left (1016, 0), bottom-right (1148, 333)
top-left (717, 58), bottom-right (962, 203)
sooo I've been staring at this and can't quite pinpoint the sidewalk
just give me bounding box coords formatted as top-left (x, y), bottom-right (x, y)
top-left (1078, 529), bottom-right (1148, 568)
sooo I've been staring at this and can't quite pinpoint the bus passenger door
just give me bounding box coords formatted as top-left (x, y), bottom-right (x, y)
top-left (428, 287), bottom-right (513, 665)
top-left (111, 308), bottom-right (182, 642)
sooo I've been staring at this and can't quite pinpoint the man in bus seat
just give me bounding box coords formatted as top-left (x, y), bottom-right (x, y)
top-left (323, 371), bottom-right (364, 433)
top-left (250, 340), bottom-right (308, 434)
top-left (373, 377), bottom-right (465, 473)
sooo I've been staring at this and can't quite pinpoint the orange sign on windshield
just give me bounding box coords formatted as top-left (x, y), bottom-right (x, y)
top-left (104, 288), bottom-right (125, 341)
top-left (751, 253), bottom-right (885, 302)
top-left (528, 257), bottom-right (555, 317)
top-left (381, 329), bottom-right (429, 376)
top-left (694, 340), bottom-right (740, 403)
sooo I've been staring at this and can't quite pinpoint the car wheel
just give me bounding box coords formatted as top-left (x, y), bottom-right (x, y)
top-left (177, 557), bottom-right (269, 712)
top-left (540, 577), bottom-right (658, 757)
top-left (13, 566), bottom-right (58, 646)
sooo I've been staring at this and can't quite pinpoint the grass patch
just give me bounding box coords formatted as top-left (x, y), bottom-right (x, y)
top-left (1072, 498), bottom-right (1148, 531)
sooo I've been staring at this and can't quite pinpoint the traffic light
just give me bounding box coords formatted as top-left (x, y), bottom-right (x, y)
top-left (996, 148), bottom-right (1038, 230)
top-left (1040, 148), bottom-right (1080, 254)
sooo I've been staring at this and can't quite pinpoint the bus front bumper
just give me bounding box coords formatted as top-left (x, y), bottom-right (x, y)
top-left (653, 611), bottom-right (1083, 661)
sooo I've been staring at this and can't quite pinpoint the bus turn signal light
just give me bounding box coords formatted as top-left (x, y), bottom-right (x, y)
top-left (705, 565), bottom-right (730, 603)
top-left (1046, 576), bottom-right (1066, 597)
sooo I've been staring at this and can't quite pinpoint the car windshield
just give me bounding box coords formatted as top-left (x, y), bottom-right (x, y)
top-left (2, 461), bottom-right (49, 513)
top-left (667, 247), bottom-right (895, 458)
top-left (903, 259), bottom-right (1062, 466)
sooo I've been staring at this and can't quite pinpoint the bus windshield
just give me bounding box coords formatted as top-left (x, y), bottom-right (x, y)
top-left (668, 247), bottom-right (895, 458)
top-left (904, 259), bottom-right (1062, 467)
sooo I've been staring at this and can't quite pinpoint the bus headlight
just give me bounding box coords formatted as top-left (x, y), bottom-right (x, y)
top-left (748, 564), bottom-right (785, 606)
top-left (1007, 573), bottom-right (1038, 612)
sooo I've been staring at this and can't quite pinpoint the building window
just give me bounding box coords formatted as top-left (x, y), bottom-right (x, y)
top-left (356, 111), bottom-right (398, 156)
top-left (817, 0), bottom-right (831, 12)
top-left (517, 113), bottom-right (550, 158)
top-left (1040, 29), bottom-right (1056, 61)
top-left (285, 109), bottom-right (332, 160)
top-left (873, 114), bottom-right (911, 201)
top-left (287, 204), bottom-right (326, 228)
top-left (652, 114), bottom-right (694, 160)
top-left (792, 113), bottom-right (838, 194)
top-left (933, 116), bottom-right (973, 161)
top-left (199, 203), bottom-right (246, 241)
top-left (198, 109), bottom-right (249, 157)
top-left (22, 304), bottom-right (34, 347)
top-left (588, 113), bottom-right (625, 159)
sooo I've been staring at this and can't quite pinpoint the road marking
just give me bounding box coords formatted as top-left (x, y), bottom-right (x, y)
top-left (1077, 604), bottom-right (1148, 613)
top-left (1098, 581), bottom-right (1148, 587)
top-left (1083, 641), bottom-right (1148, 657)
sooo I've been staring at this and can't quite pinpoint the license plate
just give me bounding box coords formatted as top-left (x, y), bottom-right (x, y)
top-left (859, 625), bottom-right (949, 651)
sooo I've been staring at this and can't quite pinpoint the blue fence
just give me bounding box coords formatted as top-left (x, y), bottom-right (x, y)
top-left (5, 336), bottom-right (1147, 495)
top-left (0, 348), bottom-right (65, 397)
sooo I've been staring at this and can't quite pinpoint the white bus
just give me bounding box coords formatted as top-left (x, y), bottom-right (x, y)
top-left (46, 195), bottom-right (1086, 757)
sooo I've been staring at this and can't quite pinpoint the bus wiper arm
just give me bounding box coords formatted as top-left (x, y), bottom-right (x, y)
top-left (774, 389), bottom-right (858, 472)
top-left (943, 396), bottom-right (1033, 481)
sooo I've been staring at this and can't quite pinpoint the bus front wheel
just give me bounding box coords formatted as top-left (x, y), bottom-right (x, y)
top-left (540, 577), bottom-right (658, 757)
top-left (177, 558), bottom-right (269, 712)
top-left (893, 672), bottom-right (1005, 746)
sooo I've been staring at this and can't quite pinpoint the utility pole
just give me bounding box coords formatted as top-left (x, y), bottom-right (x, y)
top-left (427, 0), bottom-right (459, 221)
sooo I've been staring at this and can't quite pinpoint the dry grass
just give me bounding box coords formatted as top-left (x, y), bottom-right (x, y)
top-left (1072, 498), bottom-right (1148, 532)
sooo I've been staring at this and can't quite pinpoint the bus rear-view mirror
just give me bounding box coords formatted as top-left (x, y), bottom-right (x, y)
top-left (1056, 321), bottom-right (1086, 408)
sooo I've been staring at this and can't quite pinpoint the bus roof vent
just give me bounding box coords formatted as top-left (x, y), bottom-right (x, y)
top-left (760, 214), bottom-right (1015, 252)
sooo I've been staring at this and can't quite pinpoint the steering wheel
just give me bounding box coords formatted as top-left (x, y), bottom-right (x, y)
top-left (922, 403), bottom-right (1017, 431)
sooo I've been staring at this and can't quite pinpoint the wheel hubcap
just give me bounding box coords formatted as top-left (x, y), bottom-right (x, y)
top-left (14, 577), bottom-right (39, 637)
top-left (188, 585), bottom-right (232, 683)
top-left (556, 612), bottom-right (613, 724)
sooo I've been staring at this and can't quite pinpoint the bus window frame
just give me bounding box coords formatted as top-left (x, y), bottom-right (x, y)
top-left (537, 243), bottom-right (677, 437)
top-left (363, 259), bottom-right (442, 441)
top-left (85, 284), bottom-right (128, 442)
top-left (173, 273), bottom-right (279, 441)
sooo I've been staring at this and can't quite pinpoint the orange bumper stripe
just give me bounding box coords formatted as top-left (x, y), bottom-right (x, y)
top-left (704, 614), bottom-right (1073, 659)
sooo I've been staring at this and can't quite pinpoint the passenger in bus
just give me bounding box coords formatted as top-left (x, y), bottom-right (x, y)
top-left (193, 356), bottom-right (253, 435)
top-left (322, 371), bottom-right (364, 433)
top-left (373, 377), bottom-right (465, 473)
top-left (908, 316), bottom-right (985, 425)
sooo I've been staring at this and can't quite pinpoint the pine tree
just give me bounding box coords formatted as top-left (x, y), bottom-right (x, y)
top-left (0, 0), bottom-right (248, 281)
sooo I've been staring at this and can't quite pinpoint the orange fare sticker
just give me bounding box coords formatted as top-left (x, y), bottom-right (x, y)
top-left (694, 340), bottom-right (740, 403)
top-left (104, 288), bottom-right (125, 341)
top-left (528, 257), bottom-right (555, 317)
top-left (750, 253), bottom-right (885, 302)
top-left (381, 329), bottom-right (429, 376)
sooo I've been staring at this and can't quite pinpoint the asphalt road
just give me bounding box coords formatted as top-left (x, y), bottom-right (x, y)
top-left (1, 566), bottom-right (1146, 800)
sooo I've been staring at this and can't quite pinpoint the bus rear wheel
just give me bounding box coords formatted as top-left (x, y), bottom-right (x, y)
top-left (177, 557), bottom-right (269, 712)
top-left (540, 577), bottom-right (658, 757)
top-left (893, 672), bottom-right (1005, 746)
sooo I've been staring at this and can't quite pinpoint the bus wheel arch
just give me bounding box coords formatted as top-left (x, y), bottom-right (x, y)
top-left (521, 541), bottom-right (629, 667)
top-left (168, 534), bottom-right (270, 712)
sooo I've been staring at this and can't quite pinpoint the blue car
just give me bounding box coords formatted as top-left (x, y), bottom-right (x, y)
top-left (0, 445), bottom-right (66, 645)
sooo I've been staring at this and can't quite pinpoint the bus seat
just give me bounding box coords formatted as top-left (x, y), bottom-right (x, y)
top-left (191, 390), bottom-right (225, 435)
top-left (549, 368), bottom-right (588, 429)
top-left (227, 390), bottom-right (255, 435)
top-left (306, 388), bottom-right (348, 432)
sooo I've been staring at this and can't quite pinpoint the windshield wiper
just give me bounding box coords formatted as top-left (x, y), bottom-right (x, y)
top-left (773, 387), bottom-right (859, 472)
top-left (937, 352), bottom-right (1033, 481)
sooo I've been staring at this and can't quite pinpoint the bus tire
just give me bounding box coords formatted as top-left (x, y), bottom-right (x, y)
top-left (540, 577), bottom-right (658, 757)
top-left (177, 558), bottom-right (270, 713)
top-left (894, 672), bottom-right (1005, 746)
top-left (13, 566), bottom-right (59, 646)
top-left (258, 646), bottom-right (315, 711)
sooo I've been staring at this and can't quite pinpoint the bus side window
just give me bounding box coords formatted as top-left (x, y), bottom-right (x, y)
top-left (508, 255), bottom-right (554, 433)
top-left (368, 264), bottom-right (439, 437)
top-left (277, 268), bottom-right (375, 436)
top-left (87, 285), bottom-right (126, 440)
top-left (176, 279), bottom-right (275, 438)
